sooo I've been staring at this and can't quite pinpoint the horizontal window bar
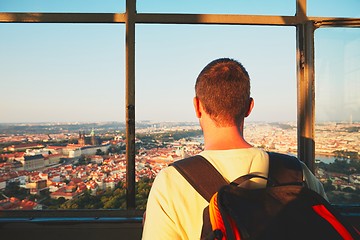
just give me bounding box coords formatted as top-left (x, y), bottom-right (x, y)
top-left (0, 13), bottom-right (126, 23)
top-left (1, 12), bottom-right (359, 27)
top-left (0, 210), bottom-right (144, 218)
top-left (135, 13), bottom-right (302, 25)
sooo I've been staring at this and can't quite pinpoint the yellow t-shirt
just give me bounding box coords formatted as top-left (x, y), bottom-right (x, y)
top-left (142, 148), bottom-right (327, 240)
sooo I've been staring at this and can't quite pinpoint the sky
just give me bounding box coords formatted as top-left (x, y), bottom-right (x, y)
top-left (0, 1), bottom-right (359, 124)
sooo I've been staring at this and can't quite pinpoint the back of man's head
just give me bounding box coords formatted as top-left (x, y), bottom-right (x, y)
top-left (195, 58), bottom-right (251, 127)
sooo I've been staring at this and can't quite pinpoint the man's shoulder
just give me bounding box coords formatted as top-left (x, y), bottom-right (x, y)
top-left (267, 151), bottom-right (300, 165)
top-left (199, 147), bottom-right (267, 158)
top-left (170, 155), bottom-right (207, 166)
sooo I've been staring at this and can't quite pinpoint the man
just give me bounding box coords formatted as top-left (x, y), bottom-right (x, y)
top-left (142, 58), bottom-right (327, 240)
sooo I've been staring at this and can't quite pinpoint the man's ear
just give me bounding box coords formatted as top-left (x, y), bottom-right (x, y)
top-left (193, 97), bottom-right (202, 118)
top-left (245, 98), bottom-right (254, 117)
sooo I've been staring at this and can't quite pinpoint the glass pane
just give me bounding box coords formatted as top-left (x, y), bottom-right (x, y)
top-left (308, 0), bottom-right (360, 18)
top-left (0, 24), bottom-right (126, 210)
top-left (0, 0), bottom-right (125, 13)
top-left (315, 28), bottom-right (360, 204)
top-left (137, 0), bottom-right (295, 15)
top-left (135, 24), bottom-right (296, 208)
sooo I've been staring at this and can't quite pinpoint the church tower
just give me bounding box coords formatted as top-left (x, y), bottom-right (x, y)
top-left (90, 128), bottom-right (96, 145)
top-left (78, 131), bottom-right (85, 146)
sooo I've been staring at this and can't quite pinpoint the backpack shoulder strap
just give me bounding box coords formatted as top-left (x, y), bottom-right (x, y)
top-left (170, 155), bottom-right (227, 202)
top-left (171, 152), bottom-right (304, 201)
top-left (267, 151), bottom-right (304, 186)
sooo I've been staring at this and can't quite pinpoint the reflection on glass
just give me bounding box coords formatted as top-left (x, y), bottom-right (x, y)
top-left (315, 28), bottom-right (360, 204)
top-left (0, 0), bottom-right (125, 13)
top-left (0, 24), bottom-right (125, 210)
top-left (137, 0), bottom-right (295, 15)
top-left (134, 25), bottom-right (296, 208)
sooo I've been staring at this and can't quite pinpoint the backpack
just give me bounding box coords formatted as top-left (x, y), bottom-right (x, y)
top-left (171, 152), bottom-right (359, 240)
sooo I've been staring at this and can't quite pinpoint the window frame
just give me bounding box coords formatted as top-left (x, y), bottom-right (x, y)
top-left (0, 0), bottom-right (359, 218)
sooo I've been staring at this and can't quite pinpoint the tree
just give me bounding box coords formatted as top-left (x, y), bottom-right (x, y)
top-left (77, 155), bottom-right (86, 165)
top-left (4, 182), bottom-right (29, 200)
top-left (342, 187), bottom-right (354, 193)
top-left (96, 149), bottom-right (105, 156)
top-left (323, 180), bottom-right (336, 192)
top-left (135, 177), bottom-right (153, 209)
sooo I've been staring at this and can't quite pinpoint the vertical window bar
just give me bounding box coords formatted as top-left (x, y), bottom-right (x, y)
top-left (296, 0), bottom-right (307, 19)
top-left (296, 20), bottom-right (316, 172)
top-left (126, 0), bottom-right (136, 209)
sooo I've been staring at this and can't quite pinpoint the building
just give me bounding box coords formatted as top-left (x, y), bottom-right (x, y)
top-left (7, 143), bottom-right (44, 152)
top-left (22, 154), bottom-right (45, 171)
top-left (0, 197), bottom-right (41, 210)
top-left (78, 129), bottom-right (100, 146)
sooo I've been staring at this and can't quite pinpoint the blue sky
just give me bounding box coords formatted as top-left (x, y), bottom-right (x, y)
top-left (0, 1), bottom-right (359, 123)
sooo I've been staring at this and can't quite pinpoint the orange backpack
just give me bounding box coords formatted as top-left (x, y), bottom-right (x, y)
top-left (171, 152), bottom-right (359, 240)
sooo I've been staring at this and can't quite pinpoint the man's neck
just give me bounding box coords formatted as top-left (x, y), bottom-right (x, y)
top-left (203, 125), bottom-right (253, 150)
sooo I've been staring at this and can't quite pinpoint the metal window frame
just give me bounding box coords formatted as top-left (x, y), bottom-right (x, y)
top-left (0, 0), bottom-right (359, 212)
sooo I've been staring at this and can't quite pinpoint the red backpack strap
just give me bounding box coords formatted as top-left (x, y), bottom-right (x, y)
top-left (170, 155), bottom-right (228, 202)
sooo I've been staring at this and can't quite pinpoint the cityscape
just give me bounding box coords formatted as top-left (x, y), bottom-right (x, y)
top-left (0, 121), bottom-right (359, 210)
